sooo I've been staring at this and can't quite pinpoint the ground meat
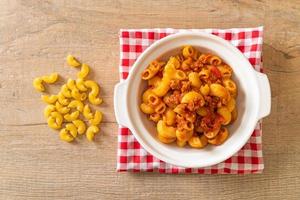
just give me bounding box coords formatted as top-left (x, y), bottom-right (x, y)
top-left (176, 54), bottom-right (185, 62)
top-left (204, 95), bottom-right (220, 109)
top-left (156, 70), bottom-right (163, 78)
top-left (170, 80), bottom-right (191, 93)
top-left (163, 90), bottom-right (181, 108)
top-left (186, 97), bottom-right (205, 112)
top-left (200, 114), bottom-right (223, 132)
top-left (184, 112), bottom-right (196, 123)
top-left (176, 121), bottom-right (184, 131)
top-left (190, 59), bottom-right (204, 72)
top-left (186, 101), bottom-right (195, 112)
top-left (211, 96), bottom-right (221, 108)
top-left (181, 62), bottom-right (190, 71)
top-left (170, 80), bottom-right (181, 90)
top-left (198, 54), bottom-right (212, 64)
top-left (194, 116), bottom-right (204, 133)
top-left (204, 95), bottom-right (211, 106)
top-left (180, 81), bottom-right (191, 93)
top-left (175, 113), bottom-right (184, 124)
top-left (209, 74), bottom-right (218, 83)
top-left (174, 103), bottom-right (196, 123)
top-left (176, 118), bottom-right (188, 131)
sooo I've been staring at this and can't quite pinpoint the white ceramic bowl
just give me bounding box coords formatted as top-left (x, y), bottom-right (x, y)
top-left (114, 32), bottom-right (271, 168)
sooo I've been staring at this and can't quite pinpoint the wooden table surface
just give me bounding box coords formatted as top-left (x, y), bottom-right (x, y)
top-left (1, 0), bottom-right (300, 199)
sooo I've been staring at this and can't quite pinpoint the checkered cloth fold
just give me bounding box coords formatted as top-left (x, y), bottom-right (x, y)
top-left (117, 27), bottom-right (264, 174)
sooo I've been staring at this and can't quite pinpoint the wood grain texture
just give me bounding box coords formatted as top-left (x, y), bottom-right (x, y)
top-left (0, 0), bottom-right (300, 199)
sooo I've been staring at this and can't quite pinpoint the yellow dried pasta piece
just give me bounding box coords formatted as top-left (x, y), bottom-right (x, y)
top-left (67, 55), bottom-right (81, 67)
top-left (33, 77), bottom-right (45, 92)
top-left (44, 105), bottom-right (56, 118)
top-left (83, 104), bottom-right (93, 119)
top-left (35, 55), bottom-right (104, 143)
top-left (88, 95), bottom-right (103, 105)
top-left (73, 120), bottom-right (86, 135)
top-left (59, 128), bottom-right (74, 142)
top-left (77, 63), bottom-right (90, 79)
top-left (47, 111), bottom-right (63, 129)
top-left (89, 110), bottom-right (103, 125)
top-left (41, 95), bottom-right (58, 104)
top-left (85, 80), bottom-right (103, 105)
top-left (85, 80), bottom-right (100, 96)
top-left (68, 100), bottom-right (84, 112)
top-left (61, 84), bottom-right (72, 98)
top-left (71, 88), bottom-right (87, 101)
top-left (65, 123), bottom-right (78, 138)
top-left (76, 78), bottom-right (87, 92)
top-left (57, 92), bottom-right (70, 106)
top-left (42, 73), bottom-right (59, 84)
top-left (64, 111), bottom-right (80, 122)
top-left (86, 125), bottom-right (99, 141)
top-left (66, 79), bottom-right (77, 90)
top-left (55, 101), bottom-right (70, 114)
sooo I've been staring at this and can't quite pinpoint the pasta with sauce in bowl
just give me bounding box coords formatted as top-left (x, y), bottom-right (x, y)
top-left (140, 45), bottom-right (237, 148)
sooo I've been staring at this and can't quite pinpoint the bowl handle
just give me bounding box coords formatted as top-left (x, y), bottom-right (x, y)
top-left (255, 71), bottom-right (271, 119)
top-left (114, 81), bottom-right (131, 128)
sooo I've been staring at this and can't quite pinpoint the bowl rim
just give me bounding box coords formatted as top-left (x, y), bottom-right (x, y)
top-left (123, 32), bottom-right (260, 168)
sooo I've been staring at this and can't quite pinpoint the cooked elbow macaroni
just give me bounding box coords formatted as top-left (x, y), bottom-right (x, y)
top-left (140, 46), bottom-right (238, 148)
top-left (141, 60), bottom-right (164, 80)
top-left (33, 55), bottom-right (104, 143)
top-left (188, 72), bottom-right (201, 88)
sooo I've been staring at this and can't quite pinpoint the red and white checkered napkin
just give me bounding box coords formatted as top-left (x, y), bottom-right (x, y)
top-left (117, 27), bottom-right (264, 174)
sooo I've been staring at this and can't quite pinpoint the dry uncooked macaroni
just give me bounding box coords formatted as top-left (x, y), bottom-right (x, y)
top-left (32, 55), bottom-right (104, 142)
top-left (84, 80), bottom-right (103, 105)
top-left (33, 73), bottom-right (59, 92)
top-left (140, 46), bottom-right (238, 148)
